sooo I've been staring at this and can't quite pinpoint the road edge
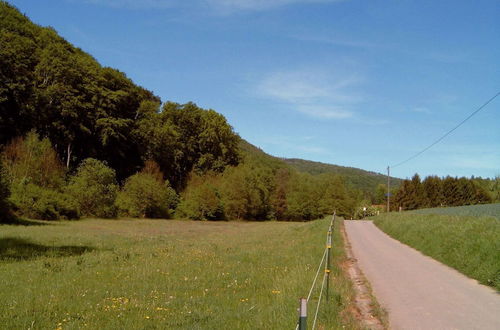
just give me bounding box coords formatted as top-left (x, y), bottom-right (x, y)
top-left (341, 220), bottom-right (387, 330)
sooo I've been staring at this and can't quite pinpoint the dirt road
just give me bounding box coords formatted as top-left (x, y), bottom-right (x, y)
top-left (344, 220), bottom-right (500, 330)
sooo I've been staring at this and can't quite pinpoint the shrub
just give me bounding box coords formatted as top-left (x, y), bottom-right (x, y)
top-left (2, 131), bottom-right (65, 189)
top-left (116, 172), bottom-right (178, 218)
top-left (2, 132), bottom-right (74, 220)
top-left (174, 172), bottom-right (225, 220)
top-left (10, 183), bottom-right (79, 220)
top-left (66, 158), bottom-right (118, 218)
top-left (176, 181), bottom-right (223, 220)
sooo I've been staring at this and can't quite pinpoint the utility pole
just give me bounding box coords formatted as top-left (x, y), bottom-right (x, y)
top-left (387, 166), bottom-right (390, 212)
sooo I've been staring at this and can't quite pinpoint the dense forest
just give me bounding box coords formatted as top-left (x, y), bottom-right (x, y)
top-left (392, 174), bottom-right (497, 211)
top-left (0, 2), bottom-right (498, 223)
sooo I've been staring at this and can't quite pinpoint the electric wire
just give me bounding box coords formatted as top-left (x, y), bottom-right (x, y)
top-left (311, 265), bottom-right (328, 329)
top-left (391, 90), bottom-right (500, 168)
top-left (307, 248), bottom-right (328, 301)
top-left (296, 214), bottom-right (336, 329)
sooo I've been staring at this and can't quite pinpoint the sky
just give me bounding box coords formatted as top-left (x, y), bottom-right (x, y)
top-left (8, 0), bottom-right (500, 179)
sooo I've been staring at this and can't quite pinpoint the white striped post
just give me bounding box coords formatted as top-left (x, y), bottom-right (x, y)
top-left (299, 298), bottom-right (307, 330)
top-left (326, 228), bottom-right (332, 301)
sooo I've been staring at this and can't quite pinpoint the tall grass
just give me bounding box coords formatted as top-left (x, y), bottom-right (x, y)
top-left (411, 203), bottom-right (500, 219)
top-left (0, 218), bottom-right (360, 329)
top-left (373, 213), bottom-right (500, 291)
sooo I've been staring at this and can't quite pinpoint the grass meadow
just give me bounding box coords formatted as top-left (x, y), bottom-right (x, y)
top-left (411, 203), bottom-right (500, 219)
top-left (373, 211), bottom-right (500, 291)
top-left (0, 218), bottom-right (360, 329)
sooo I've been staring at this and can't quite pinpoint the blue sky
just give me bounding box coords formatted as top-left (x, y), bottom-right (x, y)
top-left (8, 0), bottom-right (500, 179)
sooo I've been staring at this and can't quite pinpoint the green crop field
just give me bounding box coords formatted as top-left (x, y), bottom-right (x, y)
top-left (0, 218), bottom-right (360, 329)
top-left (411, 203), bottom-right (500, 219)
top-left (373, 212), bottom-right (500, 291)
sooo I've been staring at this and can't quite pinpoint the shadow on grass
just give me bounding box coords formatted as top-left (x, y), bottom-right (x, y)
top-left (0, 216), bottom-right (51, 226)
top-left (0, 238), bottom-right (94, 261)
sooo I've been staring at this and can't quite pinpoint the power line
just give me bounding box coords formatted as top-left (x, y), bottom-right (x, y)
top-left (391, 90), bottom-right (500, 168)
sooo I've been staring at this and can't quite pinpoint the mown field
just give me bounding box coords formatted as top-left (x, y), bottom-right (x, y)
top-left (411, 203), bottom-right (500, 219)
top-left (0, 218), bottom-right (361, 329)
top-left (373, 208), bottom-right (500, 291)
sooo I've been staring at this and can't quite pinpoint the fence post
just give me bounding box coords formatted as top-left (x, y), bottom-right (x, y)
top-left (299, 298), bottom-right (307, 330)
top-left (326, 212), bottom-right (335, 301)
top-left (326, 226), bottom-right (332, 301)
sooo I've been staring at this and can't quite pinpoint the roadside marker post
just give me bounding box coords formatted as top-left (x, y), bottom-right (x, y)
top-left (326, 212), bottom-right (335, 301)
top-left (299, 298), bottom-right (307, 330)
top-left (326, 227), bottom-right (332, 301)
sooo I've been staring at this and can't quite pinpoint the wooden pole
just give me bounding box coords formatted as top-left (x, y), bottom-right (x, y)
top-left (387, 166), bottom-right (390, 212)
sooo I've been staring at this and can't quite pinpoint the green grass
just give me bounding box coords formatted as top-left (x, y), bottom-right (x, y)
top-left (411, 203), bottom-right (500, 219)
top-left (373, 213), bottom-right (500, 291)
top-left (0, 218), bottom-right (360, 329)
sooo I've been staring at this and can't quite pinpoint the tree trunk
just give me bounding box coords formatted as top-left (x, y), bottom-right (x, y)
top-left (66, 143), bottom-right (72, 168)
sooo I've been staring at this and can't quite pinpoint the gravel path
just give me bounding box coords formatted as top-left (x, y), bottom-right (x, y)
top-left (344, 220), bottom-right (500, 330)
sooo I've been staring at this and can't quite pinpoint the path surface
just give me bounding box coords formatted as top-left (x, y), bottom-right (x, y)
top-left (344, 220), bottom-right (500, 330)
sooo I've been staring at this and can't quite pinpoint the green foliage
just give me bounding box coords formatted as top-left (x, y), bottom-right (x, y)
top-left (66, 158), bottom-right (118, 218)
top-left (374, 184), bottom-right (387, 205)
top-left (10, 183), bottom-right (78, 220)
top-left (318, 174), bottom-right (358, 218)
top-left (286, 173), bottom-right (321, 221)
top-left (2, 131), bottom-right (65, 189)
top-left (138, 102), bottom-right (241, 189)
top-left (374, 212), bottom-right (500, 290)
top-left (176, 159), bottom-right (360, 221)
top-left (0, 2), bottom-right (160, 178)
top-left (116, 172), bottom-right (178, 219)
top-left (394, 174), bottom-right (492, 211)
top-left (221, 164), bottom-right (273, 220)
top-left (1, 131), bottom-right (77, 219)
top-left (282, 157), bottom-right (402, 198)
top-left (176, 173), bottom-right (224, 220)
top-left (478, 176), bottom-right (500, 202)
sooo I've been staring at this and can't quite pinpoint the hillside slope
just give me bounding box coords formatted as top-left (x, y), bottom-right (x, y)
top-left (283, 158), bottom-right (401, 192)
top-left (240, 140), bottom-right (401, 194)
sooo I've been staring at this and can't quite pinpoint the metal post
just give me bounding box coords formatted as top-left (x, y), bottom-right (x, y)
top-left (326, 228), bottom-right (332, 301)
top-left (387, 166), bottom-right (391, 212)
top-left (299, 298), bottom-right (307, 330)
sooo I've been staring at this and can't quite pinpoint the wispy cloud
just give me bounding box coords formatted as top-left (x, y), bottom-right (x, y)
top-left (293, 33), bottom-right (473, 65)
top-left (411, 106), bottom-right (432, 114)
top-left (451, 156), bottom-right (500, 171)
top-left (81, 0), bottom-right (177, 9)
top-left (80, 0), bottom-right (343, 11)
top-left (207, 0), bottom-right (342, 12)
top-left (256, 69), bottom-right (362, 119)
top-left (296, 105), bottom-right (352, 119)
top-left (256, 135), bottom-right (331, 156)
top-left (292, 34), bottom-right (378, 49)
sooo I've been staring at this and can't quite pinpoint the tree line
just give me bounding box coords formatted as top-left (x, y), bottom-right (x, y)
top-left (0, 131), bottom-right (359, 221)
top-left (392, 174), bottom-right (495, 211)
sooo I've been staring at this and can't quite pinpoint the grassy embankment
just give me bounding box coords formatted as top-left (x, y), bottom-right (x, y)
top-left (373, 204), bottom-right (500, 291)
top-left (411, 202), bottom-right (500, 219)
top-left (0, 218), bottom-right (361, 329)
